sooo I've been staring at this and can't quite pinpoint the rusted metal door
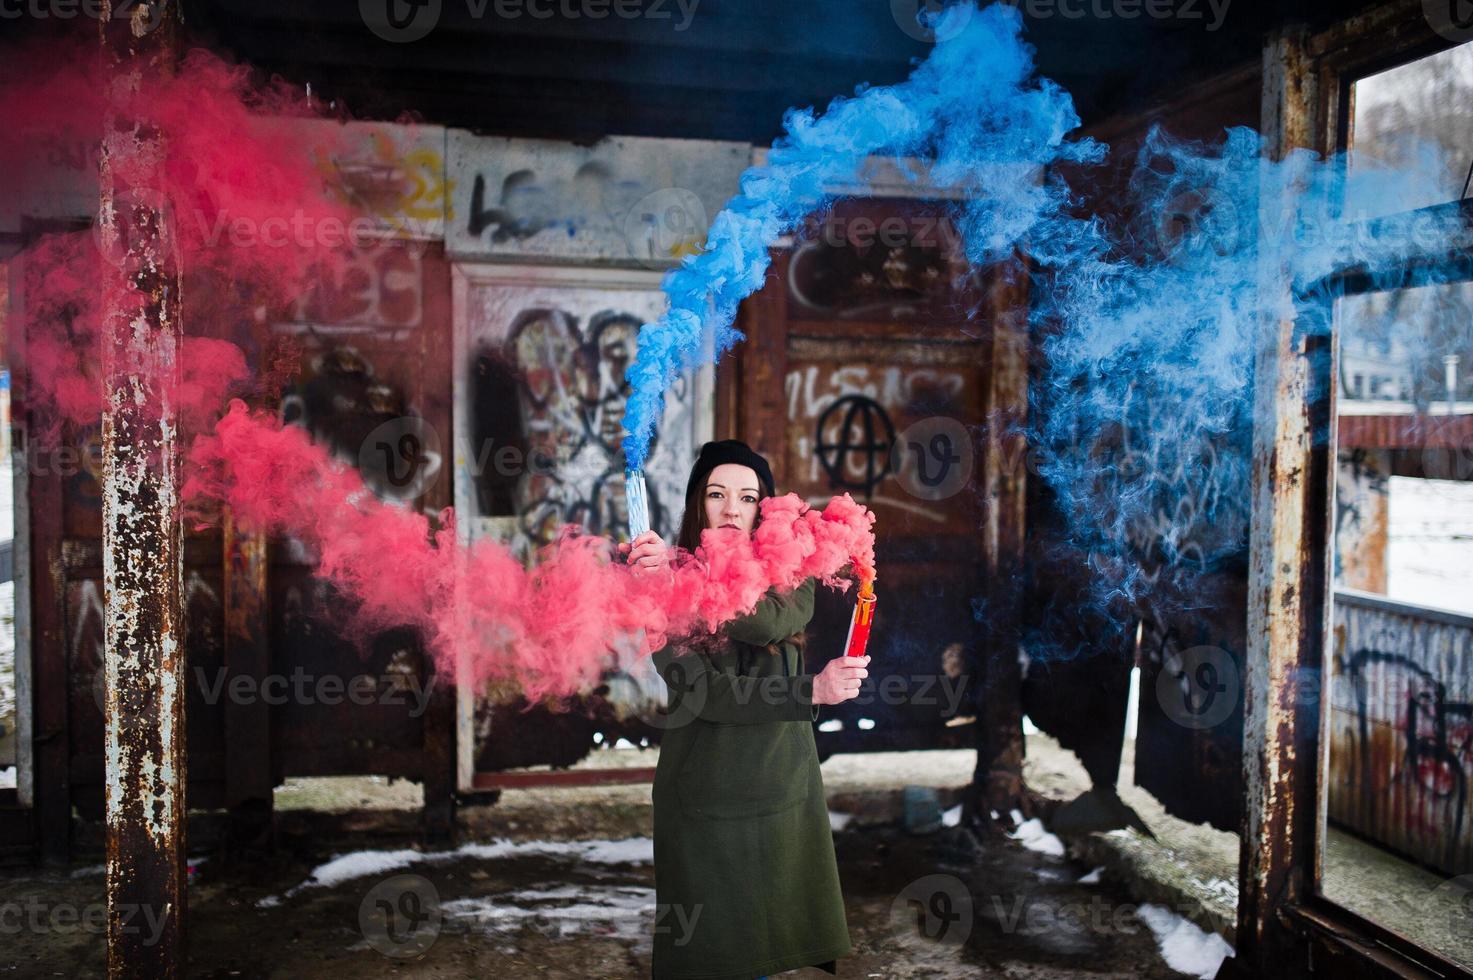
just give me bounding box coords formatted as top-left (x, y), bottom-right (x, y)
top-left (728, 198), bottom-right (992, 753)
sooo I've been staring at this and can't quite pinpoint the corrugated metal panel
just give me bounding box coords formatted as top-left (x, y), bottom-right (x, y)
top-left (1328, 589), bottom-right (1473, 875)
top-left (1337, 413), bottom-right (1473, 450)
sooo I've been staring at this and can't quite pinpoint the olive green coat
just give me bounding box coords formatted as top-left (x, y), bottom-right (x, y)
top-left (650, 577), bottom-right (852, 980)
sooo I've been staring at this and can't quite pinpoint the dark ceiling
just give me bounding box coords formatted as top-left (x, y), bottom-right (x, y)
top-left (7, 0), bottom-right (1393, 142)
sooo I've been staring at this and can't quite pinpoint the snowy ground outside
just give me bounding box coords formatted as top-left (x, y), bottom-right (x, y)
top-left (1387, 475), bottom-right (1473, 615)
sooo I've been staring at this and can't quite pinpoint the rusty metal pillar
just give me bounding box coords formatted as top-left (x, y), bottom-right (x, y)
top-left (223, 511), bottom-right (272, 846)
top-left (99, 3), bottom-right (186, 977)
top-left (1236, 25), bottom-right (1327, 980)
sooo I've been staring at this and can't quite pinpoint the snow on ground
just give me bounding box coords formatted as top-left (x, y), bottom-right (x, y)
top-left (1077, 866), bottom-right (1105, 884)
top-left (1008, 809), bottom-right (1066, 857)
top-left (941, 803), bottom-right (962, 827)
top-left (1387, 475), bottom-right (1473, 615)
top-left (258, 836), bottom-right (654, 907)
top-left (441, 884), bottom-right (656, 943)
top-left (828, 810), bottom-right (853, 831)
top-left (1135, 903), bottom-right (1235, 979)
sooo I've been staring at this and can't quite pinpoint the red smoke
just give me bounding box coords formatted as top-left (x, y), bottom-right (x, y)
top-left (5, 38), bottom-right (879, 704)
top-left (186, 401), bottom-right (876, 701)
top-left (3, 40), bottom-right (353, 438)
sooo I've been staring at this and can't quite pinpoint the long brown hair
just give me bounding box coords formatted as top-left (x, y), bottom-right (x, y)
top-left (676, 462), bottom-right (805, 656)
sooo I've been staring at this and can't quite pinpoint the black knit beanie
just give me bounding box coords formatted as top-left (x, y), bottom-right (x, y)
top-left (684, 440), bottom-right (776, 501)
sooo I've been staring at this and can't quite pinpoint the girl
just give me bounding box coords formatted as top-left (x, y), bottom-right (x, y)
top-left (622, 440), bottom-right (868, 980)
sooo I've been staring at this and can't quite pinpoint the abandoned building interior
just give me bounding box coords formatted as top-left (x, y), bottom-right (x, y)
top-left (0, 0), bottom-right (1470, 977)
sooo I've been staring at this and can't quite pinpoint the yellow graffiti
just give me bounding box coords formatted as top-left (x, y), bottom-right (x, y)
top-left (315, 127), bottom-right (454, 239)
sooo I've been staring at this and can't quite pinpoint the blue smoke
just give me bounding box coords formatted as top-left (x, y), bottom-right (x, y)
top-left (621, 2), bottom-right (1101, 470)
top-left (624, 2), bottom-right (1472, 652)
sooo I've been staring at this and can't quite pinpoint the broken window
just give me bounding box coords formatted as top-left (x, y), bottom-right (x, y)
top-left (1322, 38), bottom-right (1473, 971)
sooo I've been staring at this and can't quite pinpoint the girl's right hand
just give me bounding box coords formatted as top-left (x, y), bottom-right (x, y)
top-left (812, 656), bottom-right (870, 706)
top-left (620, 530), bottom-right (671, 578)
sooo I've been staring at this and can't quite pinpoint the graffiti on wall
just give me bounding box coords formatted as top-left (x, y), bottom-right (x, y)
top-left (310, 121), bottom-right (450, 242)
top-left (286, 245), bottom-right (425, 340)
top-left (1340, 647), bottom-right (1473, 872)
top-left (1330, 590), bottom-right (1473, 876)
top-left (468, 297), bottom-right (697, 559)
top-left (785, 360), bottom-right (970, 525)
top-left (1334, 448), bottom-right (1390, 593)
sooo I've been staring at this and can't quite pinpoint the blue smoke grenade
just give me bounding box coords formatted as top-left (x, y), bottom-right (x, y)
top-left (622, 1), bottom-right (1470, 646)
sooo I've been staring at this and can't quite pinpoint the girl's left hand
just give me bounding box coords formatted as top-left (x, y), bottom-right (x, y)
top-left (620, 530), bottom-right (671, 577)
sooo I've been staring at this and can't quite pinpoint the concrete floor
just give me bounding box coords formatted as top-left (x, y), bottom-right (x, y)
top-left (6, 731), bottom-right (1456, 975)
top-left (1023, 734), bottom-right (1239, 942)
top-left (0, 747), bottom-right (1215, 979)
top-left (1323, 826), bottom-right (1473, 971)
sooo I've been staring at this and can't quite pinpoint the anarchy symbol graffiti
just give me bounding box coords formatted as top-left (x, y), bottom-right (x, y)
top-left (816, 395), bottom-right (896, 495)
